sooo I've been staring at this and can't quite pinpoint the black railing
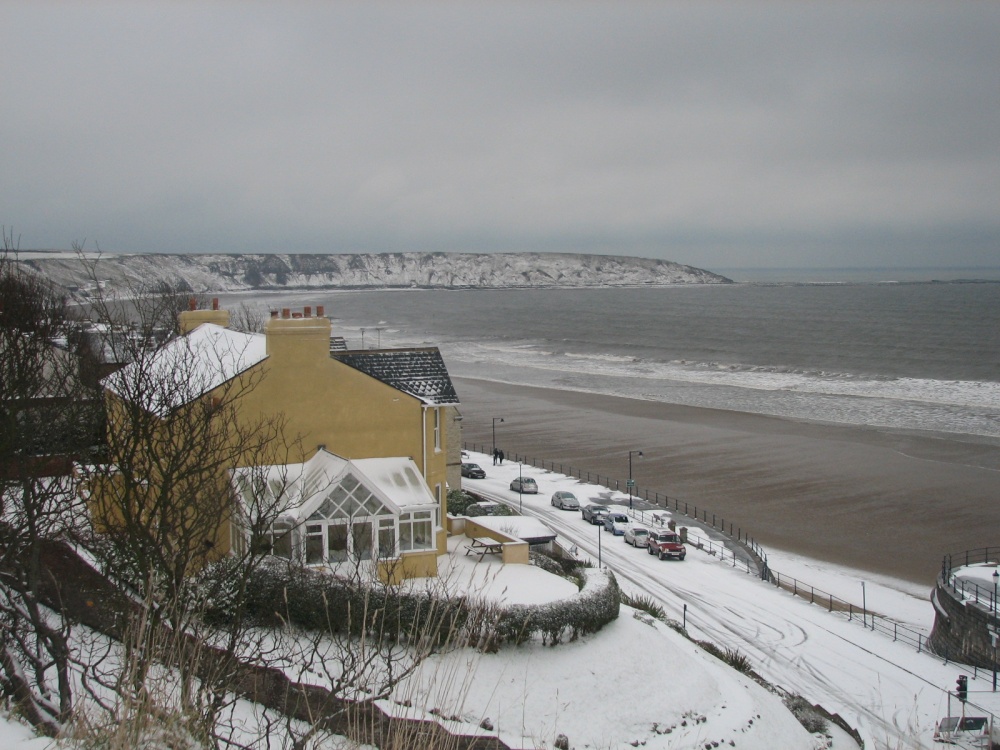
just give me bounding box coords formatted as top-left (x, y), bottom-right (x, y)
top-left (464, 441), bottom-right (934, 654)
top-left (940, 548), bottom-right (1000, 612)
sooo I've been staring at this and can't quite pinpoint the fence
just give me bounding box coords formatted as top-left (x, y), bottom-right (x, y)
top-left (464, 441), bottom-right (933, 654)
top-left (941, 547), bottom-right (1000, 611)
top-left (466, 442), bottom-right (768, 564)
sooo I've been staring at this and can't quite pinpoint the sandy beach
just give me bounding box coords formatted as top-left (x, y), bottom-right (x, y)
top-left (454, 377), bottom-right (1000, 586)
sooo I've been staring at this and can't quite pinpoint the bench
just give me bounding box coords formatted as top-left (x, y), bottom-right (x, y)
top-left (465, 536), bottom-right (503, 560)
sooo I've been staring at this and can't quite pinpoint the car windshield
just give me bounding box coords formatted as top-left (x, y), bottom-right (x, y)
top-left (612, 515), bottom-right (628, 522)
top-left (634, 529), bottom-right (648, 536)
top-left (467, 464), bottom-right (480, 470)
top-left (524, 479), bottom-right (536, 486)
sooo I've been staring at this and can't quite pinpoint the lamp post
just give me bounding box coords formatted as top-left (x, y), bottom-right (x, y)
top-left (375, 327), bottom-right (384, 349)
top-left (519, 462), bottom-right (523, 513)
top-left (360, 327), bottom-right (366, 349)
top-left (492, 417), bottom-right (504, 464)
top-left (993, 570), bottom-right (998, 691)
top-left (628, 450), bottom-right (643, 510)
top-left (861, 581), bottom-right (867, 629)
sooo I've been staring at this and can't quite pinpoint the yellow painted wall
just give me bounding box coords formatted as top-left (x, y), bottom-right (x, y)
top-left (98, 309), bottom-right (453, 580)
top-left (233, 315), bottom-right (450, 502)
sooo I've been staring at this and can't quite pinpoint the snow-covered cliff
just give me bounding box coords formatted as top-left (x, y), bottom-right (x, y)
top-left (22, 251), bottom-right (731, 296)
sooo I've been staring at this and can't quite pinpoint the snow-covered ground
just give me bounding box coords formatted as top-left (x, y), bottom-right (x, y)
top-left (3, 452), bottom-right (994, 749)
top-left (450, 451), bottom-right (999, 750)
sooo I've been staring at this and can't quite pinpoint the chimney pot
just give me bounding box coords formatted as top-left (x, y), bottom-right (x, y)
top-left (292, 312), bottom-right (303, 319)
top-left (212, 297), bottom-right (219, 311)
top-left (304, 306), bottom-right (312, 318)
top-left (189, 298), bottom-right (197, 311)
top-left (317, 305), bottom-right (325, 317)
top-left (270, 310), bottom-right (278, 318)
top-left (282, 308), bottom-right (291, 319)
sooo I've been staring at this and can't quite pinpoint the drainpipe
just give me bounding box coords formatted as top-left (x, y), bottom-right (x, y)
top-left (421, 403), bottom-right (429, 481)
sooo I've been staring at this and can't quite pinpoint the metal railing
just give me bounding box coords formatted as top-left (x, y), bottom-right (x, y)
top-left (940, 548), bottom-right (1000, 611)
top-left (464, 441), bottom-right (934, 654)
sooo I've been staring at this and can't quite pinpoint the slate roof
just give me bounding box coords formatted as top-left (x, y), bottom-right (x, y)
top-left (331, 347), bottom-right (460, 406)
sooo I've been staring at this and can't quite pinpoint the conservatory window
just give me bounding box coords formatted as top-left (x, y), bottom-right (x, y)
top-left (260, 519), bottom-right (293, 559)
top-left (305, 524), bottom-right (324, 565)
top-left (399, 510), bottom-right (434, 552)
top-left (327, 523), bottom-right (349, 563)
top-left (378, 518), bottom-right (396, 558)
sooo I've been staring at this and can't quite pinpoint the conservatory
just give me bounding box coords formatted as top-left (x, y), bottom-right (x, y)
top-left (231, 449), bottom-right (440, 578)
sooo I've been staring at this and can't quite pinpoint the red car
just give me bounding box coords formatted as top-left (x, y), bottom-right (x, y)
top-left (647, 530), bottom-right (686, 560)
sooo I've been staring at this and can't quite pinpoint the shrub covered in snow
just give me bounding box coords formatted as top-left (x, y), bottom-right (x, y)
top-left (200, 555), bottom-right (619, 652)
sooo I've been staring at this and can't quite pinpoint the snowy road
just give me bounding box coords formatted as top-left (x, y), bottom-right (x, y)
top-left (463, 452), bottom-right (1000, 750)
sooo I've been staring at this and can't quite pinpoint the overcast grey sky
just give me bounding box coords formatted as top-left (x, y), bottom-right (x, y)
top-left (3, 1), bottom-right (998, 271)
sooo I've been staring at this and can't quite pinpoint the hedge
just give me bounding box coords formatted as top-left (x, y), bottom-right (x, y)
top-left (200, 556), bottom-right (619, 652)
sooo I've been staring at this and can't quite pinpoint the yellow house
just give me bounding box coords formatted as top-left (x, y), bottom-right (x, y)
top-left (101, 301), bottom-right (459, 580)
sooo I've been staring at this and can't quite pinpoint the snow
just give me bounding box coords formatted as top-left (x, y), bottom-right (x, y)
top-left (23, 252), bottom-right (732, 298)
top-left (102, 323), bottom-right (267, 414)
top-left (4, 449), bottom-right (994, 748)
top-left (453, 451), bottom-right (999, 750)
top-left (469, 515), bottom-right (555, 543)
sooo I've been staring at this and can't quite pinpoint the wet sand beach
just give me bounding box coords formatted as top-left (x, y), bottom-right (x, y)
top-left (454, 377), bottom-right (1000, 586)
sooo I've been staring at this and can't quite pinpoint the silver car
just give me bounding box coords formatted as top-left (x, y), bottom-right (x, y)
top-left (550, 491), bottom-right (580, 510)
top-left (623, 526), bottom-right (649, 547)
top-left (510, 477), bottom-right (539, 494)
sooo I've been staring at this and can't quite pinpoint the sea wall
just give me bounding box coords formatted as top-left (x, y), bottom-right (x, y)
top-left (928, 575), bottom-right (999, 669)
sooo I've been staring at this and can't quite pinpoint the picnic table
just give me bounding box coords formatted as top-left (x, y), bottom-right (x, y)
top-left (465, 536), bottom-right (503, 560)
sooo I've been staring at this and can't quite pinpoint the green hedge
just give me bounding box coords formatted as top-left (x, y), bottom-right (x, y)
top-left (200, 556), bottom-right (619, 652)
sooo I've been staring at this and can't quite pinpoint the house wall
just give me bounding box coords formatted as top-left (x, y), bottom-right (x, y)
top-left (95, 307), bottom-right (454, 580)
top-left (234, 314), bottom-right (450, 503)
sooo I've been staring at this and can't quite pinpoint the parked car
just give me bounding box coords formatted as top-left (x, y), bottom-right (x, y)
top-left (581, 504), bottom-right (611, 525)
top-left (647, 530), bottom-right (687, 560)
top-left (550, 491), bottom-right (580, 510)
top-left (510, 476), bottom-right (538, 494)
top-left (623, 525), bottom-right (649, 547)
top-left (461, 462), bottom-right (486, 479)
top-left (602, 512), bottom-right (631, 535)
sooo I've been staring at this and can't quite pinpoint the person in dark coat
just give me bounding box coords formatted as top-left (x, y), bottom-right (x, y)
top-left (498, 449), bottom-right (505, 465)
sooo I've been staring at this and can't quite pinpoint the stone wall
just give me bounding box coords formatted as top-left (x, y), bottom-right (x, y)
top-left (928, 576), bottom-right (1000, 669)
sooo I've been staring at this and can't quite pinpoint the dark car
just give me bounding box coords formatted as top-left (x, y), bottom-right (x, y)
top-left (461, 462), bottom-right (486, 479)
top-left (581, 504), bottom-right (611, 525)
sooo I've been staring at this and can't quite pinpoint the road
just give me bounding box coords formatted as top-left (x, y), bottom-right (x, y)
top-left (463, 453), bottom-right (1000, 750)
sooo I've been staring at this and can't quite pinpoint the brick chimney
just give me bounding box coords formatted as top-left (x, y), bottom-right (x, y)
top-left (178, 298), bottom-right (231, 334)
top-left (264, 306), bottom-right (332, 361)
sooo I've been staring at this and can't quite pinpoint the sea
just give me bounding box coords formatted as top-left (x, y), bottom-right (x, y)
top-left (227, 267), bottom-right (1000, 441)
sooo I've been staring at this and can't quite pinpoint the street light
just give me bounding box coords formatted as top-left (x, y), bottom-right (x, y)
top-left (492, 417), bottom-right (504, 464)
top-left (628, 450), bottom-right (643, 510)
top-left (993, 569), bottom-right (998, 691)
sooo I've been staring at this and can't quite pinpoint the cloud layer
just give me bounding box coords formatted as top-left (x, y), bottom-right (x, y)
top-left (3, 2), bottom-right (998, 270)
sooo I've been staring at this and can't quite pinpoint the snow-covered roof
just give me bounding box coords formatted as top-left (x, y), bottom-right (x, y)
top-left (102, 323), bottom-right (267, 415)
top-left (350, 456), bottom-right (439, 509)
top-left (232, 449), bottom-right (436, 522)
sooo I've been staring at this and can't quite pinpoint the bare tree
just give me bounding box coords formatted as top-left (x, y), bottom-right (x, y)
top-left (0, 228), bottom-right (102, 736)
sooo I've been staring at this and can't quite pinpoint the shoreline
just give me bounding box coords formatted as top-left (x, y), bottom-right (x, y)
top-left (454, 376), bottom-right (1000, 586)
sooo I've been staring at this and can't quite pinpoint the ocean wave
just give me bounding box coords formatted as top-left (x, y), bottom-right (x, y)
top-left (564, 351), bottom-right (639, 364)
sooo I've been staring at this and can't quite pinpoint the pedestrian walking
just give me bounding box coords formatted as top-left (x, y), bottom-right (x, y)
top-left (493, 448), bottom-right (499, 465)
top-left (499, 449), bottom-right (505, 465)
